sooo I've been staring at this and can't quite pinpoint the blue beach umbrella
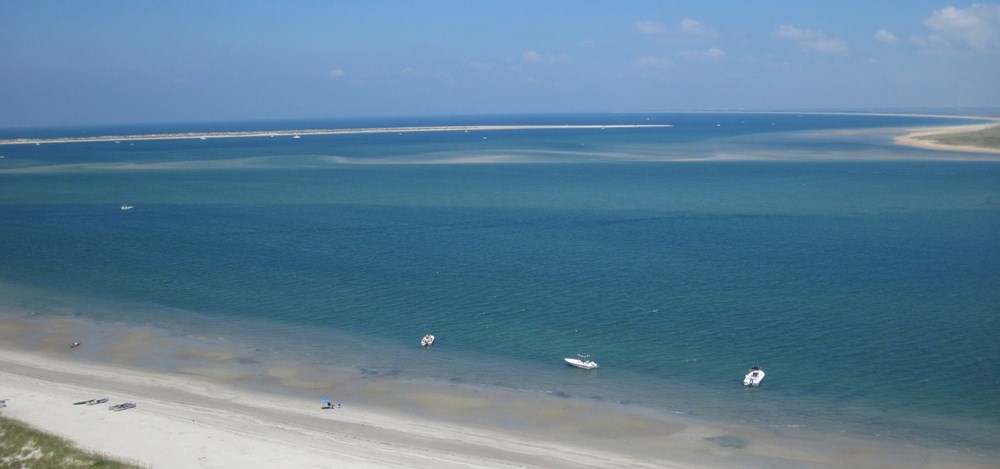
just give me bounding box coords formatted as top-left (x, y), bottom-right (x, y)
top-left (320, 396), bottom-right (331, 403)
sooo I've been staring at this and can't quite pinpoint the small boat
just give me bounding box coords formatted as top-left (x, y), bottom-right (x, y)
top-left (70, 341), bottom-right (81, 349)
top-left (564, 354), bottom-right (599, 370)
top-left (743, 366), bottom-right (765, 387)
top-left (120, 205), bottom-right (134, 211)
top-left (109, 402), bottom-right (136, 411)
top-left (74, 397), bottom-right (108, 406)
top-left (420, 334), bottom-right (435, 347)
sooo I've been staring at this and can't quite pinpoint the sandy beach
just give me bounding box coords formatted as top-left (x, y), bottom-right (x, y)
top-left (1, 316), bottom-right (995, 469)
top-left (0, 346), bottom-right (677, 469)
top-left (893, 122), bottom-right (1000, 154)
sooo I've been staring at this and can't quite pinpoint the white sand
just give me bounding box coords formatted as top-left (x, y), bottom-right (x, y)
top-left (0, 125), bottom-right (671, 146)
top-left (0, 347), bottom-right (695, 469)
top-left (3, 344), bottom-right (997, 469)
top-left (894, 122), bottom-right (1000, 154)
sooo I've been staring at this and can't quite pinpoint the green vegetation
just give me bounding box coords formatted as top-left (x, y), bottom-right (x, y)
top-left (0, 416), bottom-right (143, 469)
top-left (920, 124), bottom-right (1000, 150)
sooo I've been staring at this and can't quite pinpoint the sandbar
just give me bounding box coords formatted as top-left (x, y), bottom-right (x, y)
top-left (894, 121), bottom-right (1000, 154)
top-left (0, 125), bottom-right (671, 146)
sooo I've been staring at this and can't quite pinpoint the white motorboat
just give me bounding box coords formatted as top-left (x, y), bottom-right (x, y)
top-left (420, 334), bottom-right (435, 347)
top-left (564, 354), bottom-right (598, 370)
top-left (743, 366), bottom-right (765, 387)
top-left (120, 204), bottom-right (134, 211)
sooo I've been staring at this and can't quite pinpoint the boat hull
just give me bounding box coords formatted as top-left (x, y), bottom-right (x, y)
top-left (564, 358), bottom-right (598, 370)
top-left (743, 370), bottom-right (765, 387)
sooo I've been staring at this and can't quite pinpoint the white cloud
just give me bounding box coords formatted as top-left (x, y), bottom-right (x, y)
top-left (634, 20), bottom-right (665, 37)
top-left (679, 18), bottom-right (719, 39)
top-left (774, 24), bottom-right (847, 53)
top-left (634, 55), bottom-right (672, 68)
top-left (519, 50), bottom-right (570, 64)
top-left (775, 24), bottom-right (819, 41)
top-left (804, 38), bottom-right (847, 53)
top-left (678, 47), bottom-right (726, 61)
top-left (636, 18), bottom-right (718, 42)
top-left (522, 50), bottom-right (543, 63)
top-left (875, 29), bottom-right (899, 44)
top-left (551, 53), bottom-right (572, 63)
top-left (468, 61), bottom-right (494, 71)
top-left (328, 69), bottom-right (346, 78)
top-left (922, 4), bottom-right (1000, 50)
top-left (396, 68), bottom-right (454, 84)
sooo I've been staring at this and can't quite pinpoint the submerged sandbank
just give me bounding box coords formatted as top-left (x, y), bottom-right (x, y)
top-left (1, 315), bottom-right (995, 469)
top-left (0, 124), bottom-right (671, 146)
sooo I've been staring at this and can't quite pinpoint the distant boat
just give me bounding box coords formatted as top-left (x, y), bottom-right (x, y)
top-left (564, 353), bottom-right (598, 370)
top-left (74, 397), bottom-right (108, 405)
top-left (421, 333), bottom-right (435, 347)
top-left (109, 401), bottom-right (136, 411)
top-left (743, 366), bottom-right (765, 387)
top-left (120, 204), bottom-right (134, 211)
top-left (292, 135), bottom-right (301, 139)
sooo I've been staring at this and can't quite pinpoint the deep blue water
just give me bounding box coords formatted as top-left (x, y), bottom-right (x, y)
top-left (1, 113), bottom-right (998, 451)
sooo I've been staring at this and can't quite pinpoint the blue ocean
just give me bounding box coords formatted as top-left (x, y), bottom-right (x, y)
top-left (1, 113), bottom-right (998, 454)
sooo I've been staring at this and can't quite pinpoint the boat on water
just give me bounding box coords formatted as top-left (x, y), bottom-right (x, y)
top-left (120, 204), bottom-right (134, 211)
top-left (421, 334), bottom-right (435, 347)
top-left (564, 354), bottom-right (599, 370)
top-left (744, 365), bottom-right (765, 387)
top-left (109, 402), bottom-right (136, 411)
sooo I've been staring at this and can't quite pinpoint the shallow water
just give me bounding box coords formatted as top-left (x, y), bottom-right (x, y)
top-left (1, 113), bottom-right (998, 455)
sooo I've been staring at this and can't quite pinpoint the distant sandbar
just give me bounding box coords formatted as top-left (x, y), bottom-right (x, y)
top-left (894, 121), bottom-right (1000, 154)
top-left (0, 124), bottom-right (672, 146)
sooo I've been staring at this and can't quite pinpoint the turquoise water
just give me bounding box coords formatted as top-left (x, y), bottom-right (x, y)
top-left (1, 113), bottom-right (998, 452)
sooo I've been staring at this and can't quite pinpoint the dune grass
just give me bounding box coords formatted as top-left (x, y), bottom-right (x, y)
top-left (918, 124), bottom-right (1000, 150)
top-left (0, 415), bottom-right (143, 468)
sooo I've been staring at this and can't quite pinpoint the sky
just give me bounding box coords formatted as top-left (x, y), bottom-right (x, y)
top-left (2, 1), bottom-right (999, 127)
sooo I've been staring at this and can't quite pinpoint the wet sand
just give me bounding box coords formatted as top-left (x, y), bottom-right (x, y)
top-left (1, 315), bottom-right (995, 469)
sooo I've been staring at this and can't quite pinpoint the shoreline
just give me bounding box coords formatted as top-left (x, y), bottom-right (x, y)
top-left (3, 112), bottom-right (999, 157)
top-left (893, 121), bottom-right (1000, 154)
top-left (0, 344), bottom-right (724, 469)
top-left (0, 124), bottom-right (671, 146)
top-left (1, 314), bottom-right (995, 469)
